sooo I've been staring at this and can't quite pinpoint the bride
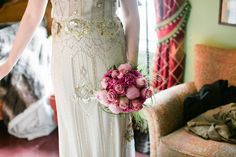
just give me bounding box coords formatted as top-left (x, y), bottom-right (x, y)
top-left (0, 0), bottom-right (140, 156)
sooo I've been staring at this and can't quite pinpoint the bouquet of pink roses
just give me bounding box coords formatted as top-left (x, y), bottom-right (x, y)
top-left (96, 63), bottom-right (152, 114)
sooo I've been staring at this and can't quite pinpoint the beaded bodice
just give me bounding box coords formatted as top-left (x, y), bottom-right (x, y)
top-left (51, 0), bottom-right (118, 21)
top-left (51, 0), bottom-right (122, 42)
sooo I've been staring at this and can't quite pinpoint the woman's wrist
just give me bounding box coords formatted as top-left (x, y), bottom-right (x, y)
top-left (127, 61), bottom-right (137, 67)
top-left (127, 56), bottom-right (138, 66)
top-left (5, 57), bottom-right (14, 71)
top-left (126, 50), bottom-right (138, 67)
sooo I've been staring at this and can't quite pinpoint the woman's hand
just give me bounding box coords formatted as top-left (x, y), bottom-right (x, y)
top-left (0, 58), bottom-right (13, 80)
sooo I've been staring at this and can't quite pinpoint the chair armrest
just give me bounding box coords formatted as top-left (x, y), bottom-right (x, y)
top-left (143, 82), bottom-right (197, 157)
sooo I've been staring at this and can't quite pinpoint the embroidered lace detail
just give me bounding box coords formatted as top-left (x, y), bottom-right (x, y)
top-left (96, 1), bottom-right (104, 8)
top-left (74, 80), bottom-right (95, 104)
top-left (124, 117), bottom-right (134, 142)
top-left (71, 57), bottom-right (98, 109)
top-left (52, 20), bottom-right (62, 36)
top-left (50, 0), bottom-right (118, 23)
top-left (52, 18), bottom-right (123, 41)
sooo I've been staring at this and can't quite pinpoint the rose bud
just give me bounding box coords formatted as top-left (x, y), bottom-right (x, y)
top-left (132, 70), bottom-right (143, 77)
top-left (119, 97), bottom-right (129, 110)
top-left (118, 63), bottom-right (133, 74)
top-left (141, 88), bottom-right (152, 99)
top-left (114, 84), bottom-right (125, 95)
top-left (109, 105), bottom-right (122, 114)
top-left (131, 99), bottom-right (144, 111)
top-left (117, 72), bottom-right (124, 79)
top-left (96, 90), bottom-right (109, 106)
top-left (107, 89), bottom-right (118, 103)
top-left (111, 70), bottom-right (119, 78)
top-left (104, 70), bottom-right (113, 77)
top-left (101, 77), bottom-right (110, 89)
top-left (126, 85), bottom-right (140, 100)
top-left (136, 77), bottom-right (147, 88)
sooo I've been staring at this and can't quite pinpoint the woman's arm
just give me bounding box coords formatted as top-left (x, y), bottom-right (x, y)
top-left (120, 0), bottom-right (140, 66)
top-left (0, 0), bottom-right (48, 79)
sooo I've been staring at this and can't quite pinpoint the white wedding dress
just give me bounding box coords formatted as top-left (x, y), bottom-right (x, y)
top-left (50, 0), bottom-right (135, 157)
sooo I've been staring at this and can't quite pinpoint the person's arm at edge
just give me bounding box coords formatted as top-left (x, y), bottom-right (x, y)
top-left (120, 0), bottom-right (140, 66)
top-left (0, 0), bottom-right (48, 79)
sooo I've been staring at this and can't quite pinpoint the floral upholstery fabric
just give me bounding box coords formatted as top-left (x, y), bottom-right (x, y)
top-left (194, 44), bottom-right (236, 90)
top-left (159, 128), bottom-right (236, 157)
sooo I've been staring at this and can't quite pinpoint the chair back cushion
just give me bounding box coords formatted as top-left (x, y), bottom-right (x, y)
top-left (194, 44), bottom-right (236, 90)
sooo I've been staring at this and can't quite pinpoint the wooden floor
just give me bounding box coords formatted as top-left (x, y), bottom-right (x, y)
top-left (1, 121), bottom-right (149, 157)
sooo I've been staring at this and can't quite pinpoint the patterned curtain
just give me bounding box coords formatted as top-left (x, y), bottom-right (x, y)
top-left (151, 0), bottom-right (191, 91)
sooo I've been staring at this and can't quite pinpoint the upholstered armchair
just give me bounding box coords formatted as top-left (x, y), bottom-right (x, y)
top-left (144, 44), bottom-right (236, 157)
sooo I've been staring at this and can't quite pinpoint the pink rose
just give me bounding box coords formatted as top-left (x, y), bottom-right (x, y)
top-left (118, 63), bottom-right (133, 74)
top-left (107, 89), bottom-right (118, 103)
top-left (104, 70), bottom-right (113, 77)
top-left (114, 84), bottom-right (125, 95)
top-left (132, 70), bottom-right (142, 77)
top-left (117, 72), bottom-right (124, 79)
top-left (101, 77), bottom-right (110, 89)
top-left (131, 99), bottom-right (143, 109)
top-left (124, 73), bottom-right (136, 86)
top-left (111, 70), bottom-right (119, 78)
top-left (109, 105), bottom-right (122, 114)
top-left (119, 97), bottom-right (129, 110)
top-left (96, 90), bottom-right (109, 106)
top-left (136, 77), bottom-right (147, 88)
top-left (126, 86), bottom-right (140, 100)
top-left (141, 88), bottom-right (152, 99)
top-left (107, 79), bottom-right (120, 89)
top-left (131, 99), bottom-right (143, 107)
top-left (107, 79), bottom-right (116, 86)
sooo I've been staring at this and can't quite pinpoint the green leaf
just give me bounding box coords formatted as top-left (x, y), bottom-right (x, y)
top-left (132, 110), bottom-right (148, 133)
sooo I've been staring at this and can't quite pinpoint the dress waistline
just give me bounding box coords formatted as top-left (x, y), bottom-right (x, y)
top-left (52, 17), bottom-right (123, 41)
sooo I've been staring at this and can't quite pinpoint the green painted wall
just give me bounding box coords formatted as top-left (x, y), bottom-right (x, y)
top-left (184, 0), bottom-right (236, 82)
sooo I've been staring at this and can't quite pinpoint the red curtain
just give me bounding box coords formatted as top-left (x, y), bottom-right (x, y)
top-left (151, 0), bottom-right (191, 91)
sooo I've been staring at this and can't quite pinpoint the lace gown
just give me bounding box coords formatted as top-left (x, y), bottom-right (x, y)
top-left (50, 0), bottom-right (135, 156)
